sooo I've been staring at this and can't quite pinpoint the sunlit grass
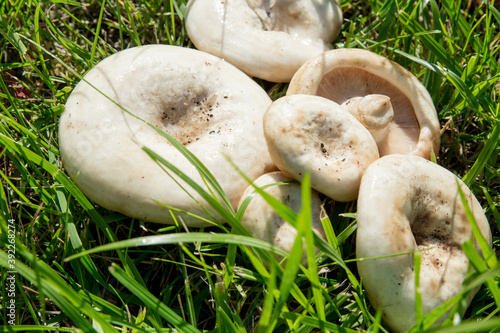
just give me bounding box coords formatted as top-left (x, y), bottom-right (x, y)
top-left (1, 0), bottom-right (499, 332)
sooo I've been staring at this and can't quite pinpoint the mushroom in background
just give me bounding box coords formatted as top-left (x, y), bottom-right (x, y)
top-left (59, 45), bottom-right (275, 227)
top-left (185, 0), bottom-right (343, 82)
top-left (287, 48), bottom-right (441, 159)
top-left (356, 154), bottom-right (492, 332)
top-left (237, 171), bottom-right (326, 266)
top-left (263, 94), bottom-right (379, 202)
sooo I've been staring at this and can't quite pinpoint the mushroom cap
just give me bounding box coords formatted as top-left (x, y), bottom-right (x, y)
top-left (237, 171), bottom-right (326, 265)
top-left (287, 48), bottom-right (441, 159)
top-left (356, 154), bottom-right (492, 332)
top-left (185, 0), bottom-right (343, 82)
top-left (59, 45), bottom-right (275, 227)
top-left (263, 94), bottom-right (379, 202)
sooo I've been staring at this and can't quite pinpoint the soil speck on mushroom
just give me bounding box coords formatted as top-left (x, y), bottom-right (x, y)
top-left (263, 94), bottom-right (379, 201)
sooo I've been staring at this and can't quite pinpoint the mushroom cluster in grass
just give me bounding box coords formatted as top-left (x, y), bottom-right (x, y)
top-left (287, 48), bottom-right (441, 159)
top-left (263, 94), bottom-right (379, 202)
top-left (59, 45), bottom-right (275, 227)
top-left (356, 154), bottom-right (493, 332)
top-left (237, 171), bottom-right (326, 266)
top-left (185, 0), bottom-right (343, 82)
top-left (56, 8), bottom-right (495, 333)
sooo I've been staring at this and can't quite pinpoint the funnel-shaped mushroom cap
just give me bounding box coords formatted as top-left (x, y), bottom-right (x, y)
top-left (263, 94), bottom-right (379, 202)
top-left (59, 45), bottom-right (275, 227)
top-left (287, 49), bottom-right (440, 159)
top-left (356, 154), bottom-right (492, 332)
top-left (185, 0), bottom-right (343, 82)
top-left (237, 171), bottom-right (326, 265)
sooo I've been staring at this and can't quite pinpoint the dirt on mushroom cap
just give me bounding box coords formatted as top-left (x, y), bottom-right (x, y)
top-left (263, 94), bottom-right (379, 202)
top-left (356, 154), bottom-right (492, 333)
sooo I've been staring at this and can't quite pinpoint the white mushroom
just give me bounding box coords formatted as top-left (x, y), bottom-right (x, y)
top-left (237, 171), bottom-right (326, 265)
top-left (263, 94), bottom-right (379, 202)
top-left (185, 0), bottom-right (343, 82)
top-left (287, 49), bottom-right (441, 159)
top-left (59, 45), bottom-right (275, 227)
top-left (356, 154), bottom-right (493, 332)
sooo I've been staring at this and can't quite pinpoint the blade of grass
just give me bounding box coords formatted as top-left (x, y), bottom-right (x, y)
top-left (425, 317), bottom-right (500, 333)
top-left (414, 252), bottom-right (424, 330)
top-left (143, 146), bottom-right (245, 231)
top-left (0, 133), bottom-right (146, 287)
top-left (65, 233), bottom-right (288, 261)
top-left (462, 122), bottom-right (500, 186)
top-left (265, 202), bottom-right (305, 332)
top-left (281, 312), bottom-right (359, 333)
top-left (457, 181), bottom-right (497, 268)
top-left (0, 244), bottom-right (117, 332)
top-left (90, 0), bottom-right (107, 64)
top-left (301, 174), bottom-right (326, 331)
top-left (108, 263), bottom-right (201, 333)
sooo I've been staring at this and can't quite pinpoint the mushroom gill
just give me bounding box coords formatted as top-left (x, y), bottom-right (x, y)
top-left (316, 67), bottom-right (420, 156)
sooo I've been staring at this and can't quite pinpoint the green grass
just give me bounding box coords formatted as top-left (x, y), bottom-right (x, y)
top-left (1, 0), bottom-right (499, 332)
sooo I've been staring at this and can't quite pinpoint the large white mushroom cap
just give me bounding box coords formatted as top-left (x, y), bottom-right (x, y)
top-left (263, 94), bottom-right (379, 202)
top-left (237, 171), bottom-right (326, 265)
top-left (185, 0), bottom-right (343, 82)
top-left (59, 45), bottom-right (275, 227)
top-left (288, 49), bottom-right (441, 159)
top-left (356, 154), bottom-right (492, 332)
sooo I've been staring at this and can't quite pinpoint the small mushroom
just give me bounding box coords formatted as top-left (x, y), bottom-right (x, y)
top-left (287, 49), bottom-right (440, 159)
top-left (237, 171), bottom-right (326, 265)
top-left (185, 0), bottom-right (343, 82)
top-left (356, 154), bottom-right (493, 332)
top-left (341, 94), bottom-right (394, 145)
top-left (263, 94), bottom-right (379, 202)
top-left (59, 45), bottom-right (275, 227)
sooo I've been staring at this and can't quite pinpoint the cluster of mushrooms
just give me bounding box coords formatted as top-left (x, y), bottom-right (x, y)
top-left (58, 0), bottom-right (493, 332)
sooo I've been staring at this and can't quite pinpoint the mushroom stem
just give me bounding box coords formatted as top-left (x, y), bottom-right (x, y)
top-left (341, 94), bottom-right (394, 145)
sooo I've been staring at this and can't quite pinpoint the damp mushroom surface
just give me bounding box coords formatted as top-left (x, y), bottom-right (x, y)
top-left (58, 45), bottom-right (275, 227)
top-left (185, 0), bottom-right (343, 82)
top-left (287, 48), bottom-right (441, 159)
top-left (356, 154), bottom-right (493, 333)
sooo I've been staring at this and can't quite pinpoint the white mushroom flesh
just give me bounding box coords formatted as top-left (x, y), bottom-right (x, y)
top-left (263, 94), bottom-right (379, 202)
top-left (59, 45), bottom-right (275, 227)
top-left (356, 154), bottom-right (492, 332)
top-left (237, 171), bottom-right (326, 266)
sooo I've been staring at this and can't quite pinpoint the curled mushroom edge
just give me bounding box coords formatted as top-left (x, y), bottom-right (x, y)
top-left (287, 48), bottom-right (441, 160)
top-left (185, 0), bottom-right (343, 82)
top-left (355, 154), bottom-right (493, 333)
